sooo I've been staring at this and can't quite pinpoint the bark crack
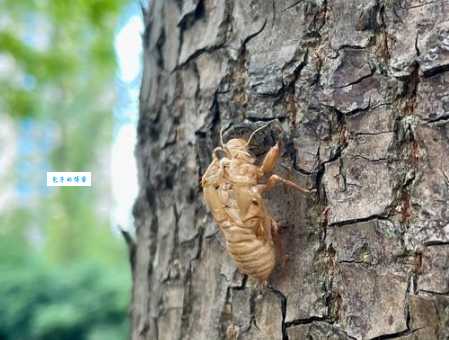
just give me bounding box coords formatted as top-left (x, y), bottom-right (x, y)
top-left (281, 0), bottom-right (304, 13)
top-left (406, 0), bottom-right (447, 10)
top-left (329, 215), bottom-right (393, 228)
top-left (419, 289), bottom-right (449, 296)
top-left (268, 285), bottom-right (288, 340)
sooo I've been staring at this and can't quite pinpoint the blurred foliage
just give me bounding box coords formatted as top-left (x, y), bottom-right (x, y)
top-left (0, 261), bottom-right (129, 340)
top-left (0, 0), bottom-right (133, 339)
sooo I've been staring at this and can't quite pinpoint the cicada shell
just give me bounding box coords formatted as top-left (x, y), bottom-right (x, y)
top-left (201, 126), bottom-right (311, 283)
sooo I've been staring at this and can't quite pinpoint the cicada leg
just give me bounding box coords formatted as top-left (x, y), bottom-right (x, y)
top-left (258, 142), bottom-right (314, 193)
top-left (258, 174), bottom-right (313, 193)
top-left (259, 142), bottom-right (281, 175)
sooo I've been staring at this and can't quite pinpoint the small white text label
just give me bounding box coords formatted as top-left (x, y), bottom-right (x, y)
top-left (46, 172), bottom-right (92, 187)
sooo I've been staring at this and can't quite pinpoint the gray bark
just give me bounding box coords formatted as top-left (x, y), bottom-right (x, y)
top-left (131, 1), bottom-right (449, 339)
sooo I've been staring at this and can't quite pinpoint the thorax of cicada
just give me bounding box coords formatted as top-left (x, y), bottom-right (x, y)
top-left (222, 157), bottom-right (261, 184)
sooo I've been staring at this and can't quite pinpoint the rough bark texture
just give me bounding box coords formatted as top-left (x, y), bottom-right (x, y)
top-left (131, 1), bottom-right (449, 339)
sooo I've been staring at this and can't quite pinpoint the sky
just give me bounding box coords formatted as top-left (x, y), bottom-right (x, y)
top-left (111, 4), bottom-right (143, 231)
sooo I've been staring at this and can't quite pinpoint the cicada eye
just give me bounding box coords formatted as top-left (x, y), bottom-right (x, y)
top-left (213, 147), bottom-right (226, 159)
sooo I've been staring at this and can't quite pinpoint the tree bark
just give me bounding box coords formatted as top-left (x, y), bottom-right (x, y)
top-left (131, 1), bottom-right (449, 339)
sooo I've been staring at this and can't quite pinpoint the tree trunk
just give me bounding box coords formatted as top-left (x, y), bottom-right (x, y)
top-left (131, 1), bottom-right (449, 339)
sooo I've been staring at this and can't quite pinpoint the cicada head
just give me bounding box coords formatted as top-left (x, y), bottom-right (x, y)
top-left (224, 138), bottom-right (254, 162)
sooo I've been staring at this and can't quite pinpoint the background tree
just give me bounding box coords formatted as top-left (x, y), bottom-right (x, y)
top-left (132, 0), bottom-right (449, 339)
top-left (0, 1), bottom-right (132, 339)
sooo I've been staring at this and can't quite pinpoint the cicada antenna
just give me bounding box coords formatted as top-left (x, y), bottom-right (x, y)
top-left (246, 122), bottom-right (273, 147)
top-left (220, 126), bottom-right (226, 148)
top-left (219, 125), bottom-right (232, 156)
